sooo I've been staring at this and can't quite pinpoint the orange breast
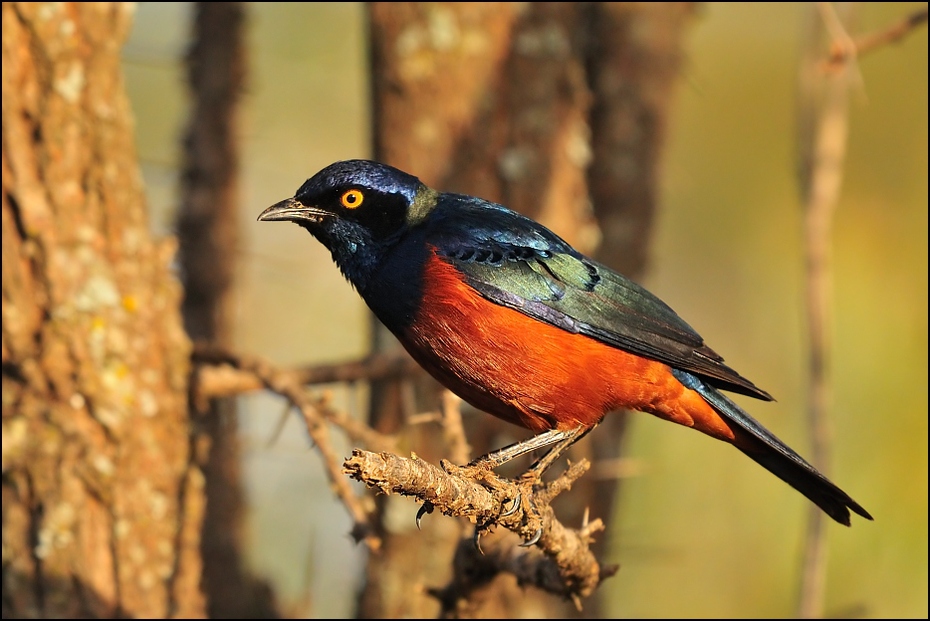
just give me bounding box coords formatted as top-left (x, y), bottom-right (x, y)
top-left (399, 252), bottom-right (737, 442)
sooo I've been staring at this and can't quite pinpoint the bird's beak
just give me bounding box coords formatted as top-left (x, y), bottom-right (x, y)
top-left (257, 197), bottom-right (327, 223)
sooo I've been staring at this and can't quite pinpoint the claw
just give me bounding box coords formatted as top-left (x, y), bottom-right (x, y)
top-left (415, 501), bottom-right (434, 530)
top-left (520, 527), bottom-right (542, 548)
top-left (473, 527), bottom-right (485, 555)
top-left (500, 492), bottom-right (521, 518)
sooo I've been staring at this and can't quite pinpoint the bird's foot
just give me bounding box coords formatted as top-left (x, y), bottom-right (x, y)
top-left (441, 459), bottom-right (544, 547)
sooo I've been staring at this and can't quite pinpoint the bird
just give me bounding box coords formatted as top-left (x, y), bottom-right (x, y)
top-left (258, 159), bottom-right (872, 527)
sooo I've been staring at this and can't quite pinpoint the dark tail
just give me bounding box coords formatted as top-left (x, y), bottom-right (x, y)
top-left (672, 369), bottom-right (873, 526)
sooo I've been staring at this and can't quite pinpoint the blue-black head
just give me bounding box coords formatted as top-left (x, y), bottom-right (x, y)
top-left (258, 159), bottom-right (440, 289)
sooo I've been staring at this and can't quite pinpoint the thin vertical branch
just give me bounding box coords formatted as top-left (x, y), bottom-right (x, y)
top-left (176, 3), bottom-right (276, 618)
top-left (178, 1), bottom-right (243, 345)
top-left (796, 3), bottom-right (855, 618)
top-left (794, 4), bottom-right (926, 617)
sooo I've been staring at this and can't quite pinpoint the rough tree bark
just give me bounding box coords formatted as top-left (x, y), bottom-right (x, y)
top-left (362, 2), bottom-right (695, 618)
top-left (2, 3), bottom-right (204, 617)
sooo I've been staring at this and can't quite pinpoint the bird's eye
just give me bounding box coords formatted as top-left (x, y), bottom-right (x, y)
top-left (340, 189), bottom-right (364, 209)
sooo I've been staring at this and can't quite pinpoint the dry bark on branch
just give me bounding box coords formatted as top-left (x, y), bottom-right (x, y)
top-left (344, 449), bottom-right (616, 605)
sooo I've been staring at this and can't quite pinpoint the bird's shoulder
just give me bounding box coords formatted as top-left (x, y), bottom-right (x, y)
top-left (420, 193), bottom-right (574, 259)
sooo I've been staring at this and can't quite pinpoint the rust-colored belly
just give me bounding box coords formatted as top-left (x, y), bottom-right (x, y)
top-left (399, 253), bottom-right (736, 443)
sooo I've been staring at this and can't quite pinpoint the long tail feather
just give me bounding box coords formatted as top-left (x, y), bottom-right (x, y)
top-left (672, 369), bottom-right (872, 526)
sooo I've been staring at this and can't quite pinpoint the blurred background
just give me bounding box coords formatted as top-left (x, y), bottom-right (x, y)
top-left (123, 2), bottom-right (927, 617)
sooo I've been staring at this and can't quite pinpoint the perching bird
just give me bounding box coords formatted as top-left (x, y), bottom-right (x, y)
top-left (258, 159), bottom-right (872, 526)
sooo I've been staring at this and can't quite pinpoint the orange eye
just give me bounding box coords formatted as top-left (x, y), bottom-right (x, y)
top-left (340, 189), bottom-right (364, 209)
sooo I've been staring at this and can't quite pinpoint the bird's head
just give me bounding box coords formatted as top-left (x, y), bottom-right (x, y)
top-left (258, 159), bottom-right (439, 289)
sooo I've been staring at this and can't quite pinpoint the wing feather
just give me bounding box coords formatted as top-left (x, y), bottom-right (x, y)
top-left (426, 197), bottom-right (772, 401)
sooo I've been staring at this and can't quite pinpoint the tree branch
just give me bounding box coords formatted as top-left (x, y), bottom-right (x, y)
top-left (797, 3), bottom-right (855, 617)
top-left (190, 344), bottom-right (392, 548)
top-left (192, 344), bottom-right (422, 397)
top-left (824, 5), bottom-right (928, 68)
top-left (343, 449), bottom-right (615, 604)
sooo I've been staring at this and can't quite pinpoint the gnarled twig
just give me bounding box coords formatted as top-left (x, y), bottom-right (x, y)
top-left (343, 449), bottom-right (615, 603)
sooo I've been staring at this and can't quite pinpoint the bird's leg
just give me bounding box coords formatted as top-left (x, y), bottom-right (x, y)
top-left (467, 427), bottom-right (586, 470)
top-left (520, 425), bottom-right (591, 484)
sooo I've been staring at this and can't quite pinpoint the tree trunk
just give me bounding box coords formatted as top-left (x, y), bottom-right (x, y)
top-left (362, 2), bottom-right (695, 617)
top-left (2, 3), bottom-right (204, 617)
top-left (364, 3), bottom-right (593, 617)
